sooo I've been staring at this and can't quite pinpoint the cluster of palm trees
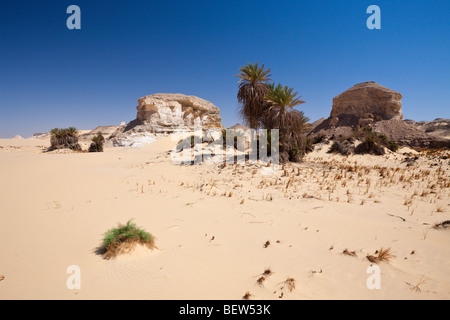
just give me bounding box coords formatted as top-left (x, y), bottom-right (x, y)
top-left (49, 127), bottom-right (105, 152)
top-left (236, 62), bottom-right (312, 162)
top-left (49, 127), bottom-right (81, 151)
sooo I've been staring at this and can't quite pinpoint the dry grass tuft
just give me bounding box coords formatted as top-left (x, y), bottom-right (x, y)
top-left (405, 275), bottom-right (427, 293)
top-left (377, 248), bottom-right (395, 262)
top-left (436, 206), bottom-right (446, 213)
top-left (433, 220), bottom-right (450, 230)
top-left (367, 248), bottom-right (395, 264)
top-left (242, 292), bottom-right (253, 300)
top-left (284, 278), bottom-right (296, 292)
top-left (256, 276), bottom-right (266, 287)
top-left (342, 249), bottom-right (358, 257)
top-left (262, 268), bottom-right (273, 277)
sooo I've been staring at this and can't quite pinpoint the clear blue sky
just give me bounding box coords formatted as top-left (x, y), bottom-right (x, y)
top-left (0, 0), bottom-right (449, 138)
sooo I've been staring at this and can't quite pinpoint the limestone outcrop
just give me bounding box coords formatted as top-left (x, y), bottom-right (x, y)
top-left (310, 82), bottom-right (449, 149)
top-left (129, 93), bottom-right (222, 133)
top-left (329, 81), bottom-right (403, 127)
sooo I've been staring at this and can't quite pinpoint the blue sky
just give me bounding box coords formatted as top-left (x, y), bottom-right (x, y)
top-left (0, 0), bottom-right (449, 138)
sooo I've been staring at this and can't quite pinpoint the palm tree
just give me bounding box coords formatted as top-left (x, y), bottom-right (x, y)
top-left (286, 110), bottom-right (311, 135)
top-left (264, 83), bottom-right (306, 150)
top-left (236, 62), bottom-right (272, 129)
top-left (66, 127), bottom-right (78, 138)
top-left (89, 132), bottom-right (105, 152)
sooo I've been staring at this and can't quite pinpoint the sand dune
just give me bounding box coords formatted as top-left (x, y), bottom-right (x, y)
top-left (0, 136), bottom-right (449, 300)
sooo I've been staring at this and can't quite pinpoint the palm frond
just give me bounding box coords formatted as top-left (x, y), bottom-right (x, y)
top-left (236, 62), bottom-right (272, 129)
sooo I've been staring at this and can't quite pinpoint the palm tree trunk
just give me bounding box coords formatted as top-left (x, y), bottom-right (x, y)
top-left (279, 109), bottom-right (284, 151)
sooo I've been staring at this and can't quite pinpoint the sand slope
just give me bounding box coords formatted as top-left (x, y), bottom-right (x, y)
top-left (0, 137), bottom-right (449, 300)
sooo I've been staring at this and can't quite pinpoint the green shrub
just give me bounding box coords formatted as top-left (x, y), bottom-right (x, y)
top-left (101, 220), bottom-right (155, 259)
top-left (288, 136), bottom-right (314, 162)
top-left (329, 140), bottom-right (355, 156)
top-left (352, 127), bottom-right (399, 155)
top-left (89, 132), bottom-right (105, 152)
top-left (388, 140), bottom-right (400, 152)
top-left (355, 141), bottom-right (386, 155)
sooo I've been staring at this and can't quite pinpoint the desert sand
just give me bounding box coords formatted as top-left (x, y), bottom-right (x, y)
top-left (0, 135), bottom-right (449, 300)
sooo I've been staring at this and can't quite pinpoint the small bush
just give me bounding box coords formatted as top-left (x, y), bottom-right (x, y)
top-left (378, 134), bottom-right (388, 144)
top-left (329, 140), bottom-right (355, 156)
top-left (311, 133), bottom-right (326, 145)
top-left (353, 127), bottom-right (399, 154)
top-left (89, 132), bottom-right (105, 152)
top-left (388, 140), bottom-right (400, 152)
top-left (288, 136), bottom-right (314, 162)
top-left (355, 141), bottom-right (385, 155)
top-left (101, 220), bottom-right (155, 259)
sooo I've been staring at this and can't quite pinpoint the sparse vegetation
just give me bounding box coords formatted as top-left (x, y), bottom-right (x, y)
top-left (284, 278), bottom-right (296, 292)
top-left (257, 276), bottom-right (266, 287)
top-left (343, 249), bottom-right (358, 257)
top-left (355, 138), bottom-right (386, 155)
top-left (242, 292), bottom-right (253, 300)
top-left (262, 268), bottom-right (273, 277)
top-left (101, 220), bottom-right (155, 259)
top-left (329, 139), bottom-right (355, 156)
top-left (367, 248), bottom-right (395, 264)
top-left (388, 140), bottom-right (400, 152)
top-left (433, 220), bottom-right (450, 230)
top-left (405, 275), bottom-right (427, 293)
top-left (355, 127), bottom-right (402, 155)
top-left (436, 206), bottom-right (445, 213)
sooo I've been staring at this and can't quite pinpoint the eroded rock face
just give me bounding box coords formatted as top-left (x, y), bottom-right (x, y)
top-left (330, 81), bottom-right (403, 125)
top-left (133, 93), bottom-right (222, 132)
top-left (404, 119), bottom-right (450, 140)
top-left (78, 125), bottom-right (125, 142)
top-left (373, 119), bottom-right (450, 148)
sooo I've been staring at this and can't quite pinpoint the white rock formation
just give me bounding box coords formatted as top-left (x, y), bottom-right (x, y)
top-left (133, 93), bottom-right (222, 132)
